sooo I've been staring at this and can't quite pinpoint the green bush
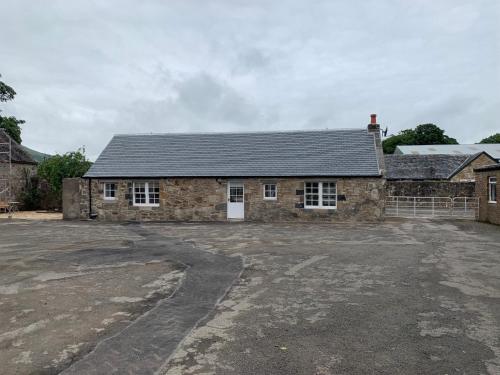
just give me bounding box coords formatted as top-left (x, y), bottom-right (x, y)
top-left (38, 148), bottom-right (92, 194)
top-left (20, 176), bottom-right (41, 210)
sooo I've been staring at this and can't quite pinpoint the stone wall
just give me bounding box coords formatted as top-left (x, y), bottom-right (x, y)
top-left (0, 162), bottom-right (37, 202)
top-left (76, 177), bottom-right (385, 222)
top-left (63, 178), bottom-right (89, 219)
top-left (450, 153), bottom-right (497, 182)
top-left (475, 170), bottom-right (500, 225)
top-left (386, 180), bottom-right (475, 198)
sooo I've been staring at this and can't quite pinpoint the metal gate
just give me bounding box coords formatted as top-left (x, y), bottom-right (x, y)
top-left (385, 196), bottom-right (479, 219)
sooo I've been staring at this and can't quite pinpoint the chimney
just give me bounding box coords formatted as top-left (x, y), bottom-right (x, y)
top-left (366, 113), bottom-right (385, 176)
top-left (368, 113), bottom-right (379, 132)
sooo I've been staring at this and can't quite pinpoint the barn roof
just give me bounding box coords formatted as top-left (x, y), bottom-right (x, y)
top-left (85, 129), bottom-right (381, 178)
top-left (0, 129), bottom-right (37, 165)
top-left (474, 163), bottom-right (500, 172)
top-left (395, 144), bottom-right (500, 160)
top-left (385, 153), bottom-right (492, 180)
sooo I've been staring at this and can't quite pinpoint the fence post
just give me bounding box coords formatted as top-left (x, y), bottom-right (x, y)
top-left (413, 197), bottom-right (416, 217)
top-left (465, 198), bottom-right (467, 214)
top-left (396, 196), bottom-right (399, 216)
top-left (432, 197), bottom-right (435, 217)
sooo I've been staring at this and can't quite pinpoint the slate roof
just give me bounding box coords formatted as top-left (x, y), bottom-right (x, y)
top-left (395, 144), bottom-right (500, 160)
top-left (0, 129), bottom-right (37, 165)
top-left (85, 129), bottom-right (381, 178)
top-left (385, 154), bottom-right (473, 180)
top-left (474, 163), bottom-right (500, 172)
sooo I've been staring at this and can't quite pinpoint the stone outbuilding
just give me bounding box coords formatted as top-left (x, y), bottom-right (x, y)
top-left (0, 129), bottom-right (38, 204)
top-left (384, 152), bottom-right (497, 198)
top-left (395, 144), bottom-right (500, 162)
top-left (71, 117), bottom-right (386, 222)
top-left (474, 163), bottom-right (499, 225)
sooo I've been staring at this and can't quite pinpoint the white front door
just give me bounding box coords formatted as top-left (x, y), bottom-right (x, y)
top-left (227, 181), bottom-right (244, 219)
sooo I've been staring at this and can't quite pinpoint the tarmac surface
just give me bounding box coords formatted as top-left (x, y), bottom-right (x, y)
top-left (0, 219), bottom-right (499, 374)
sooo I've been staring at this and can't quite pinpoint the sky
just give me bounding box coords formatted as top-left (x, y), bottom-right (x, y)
top-left (1, 0), bottom-right (499, 160)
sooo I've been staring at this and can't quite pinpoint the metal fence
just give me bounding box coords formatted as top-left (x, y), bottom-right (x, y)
top-left (385, 196), bottom-right (479, 219)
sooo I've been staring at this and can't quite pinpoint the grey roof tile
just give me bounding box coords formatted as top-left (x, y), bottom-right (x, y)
top-left (385, 154), bottom-right (471, 180)
top-left (85, 129), bottom-right (381, 178)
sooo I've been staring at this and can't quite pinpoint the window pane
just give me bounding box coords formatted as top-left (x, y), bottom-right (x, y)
top-left (148, 182), bottom-right (160, 204)
top-left (134, 183), bottom-right (146, 204)
top-left (264, 184), bottom-right (276, 198)
top-left (305, 182), bottom-right (319, 206)
top-left (490, 177), bottom-right (497, 202)
top-left (322, 182), bottom-right (336, 207)
top-left (104, 183), bottom-right (116, 198)
top-left (230, 186), bottom-right (244, 202)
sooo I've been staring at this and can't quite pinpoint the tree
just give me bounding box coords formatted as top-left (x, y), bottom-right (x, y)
top-left (0, 116), bottom-right (24, 144)
top-left (383, 123), bottom-right (458, 154)
top-left (479, 133), bottom-right (500, 144)
top-left (0, 76), bottom-right (16, 102)
top-left (38, 149), bottom-right (92, 194)
top-left (0, 74), bottom-right (24, 143)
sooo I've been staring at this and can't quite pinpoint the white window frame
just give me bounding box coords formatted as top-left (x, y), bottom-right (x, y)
top-left (133, 181), bottom-right (160, 207)
top-left (263, 183), bottom-right (277, 200)
top-left (488, 177), bottom-right (497, 203)
top-left (103, 182), bottom-right (117, 201)
top-left (304, 181), bottom-right (337, 209)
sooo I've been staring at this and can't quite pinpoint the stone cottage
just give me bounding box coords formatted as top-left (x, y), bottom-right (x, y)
top-left (74, 117), bottom-right (385, 222)
top-left (0, 129), bottom-right (37, 204)
top-left (474, 163), bottom-right (500, 225)
top-left (384, 152), bottom-right (497, 197)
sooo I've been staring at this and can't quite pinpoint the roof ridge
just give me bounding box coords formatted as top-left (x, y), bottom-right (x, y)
top-left (112, 128), bottom-right (367, 137)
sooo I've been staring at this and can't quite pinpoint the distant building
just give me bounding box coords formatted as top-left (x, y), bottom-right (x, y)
top-left (385, 152), bottom-right (497, 197)
top-left (475, 163), bottom-right (500, 225)
top-left (395, 144), bottom-right (500, 162)
top-left (0, 129), bottom-right (38, 202)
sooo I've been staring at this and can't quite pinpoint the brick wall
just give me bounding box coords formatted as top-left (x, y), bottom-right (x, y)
top-left (475, 169), bottom-right (500, 225)
top-left (77, 177), bottom-right (385, 222)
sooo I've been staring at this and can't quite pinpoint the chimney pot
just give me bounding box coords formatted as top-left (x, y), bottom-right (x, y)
top-left (370, 114), bottom-right (377, 124)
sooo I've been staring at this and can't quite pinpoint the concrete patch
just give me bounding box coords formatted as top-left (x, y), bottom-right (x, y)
top-left (33, 271), bottom-right (90, 282)
top-left (109, 296), bottom-right (144, 303)
top-left (284, 255), bottom-right (328, 276)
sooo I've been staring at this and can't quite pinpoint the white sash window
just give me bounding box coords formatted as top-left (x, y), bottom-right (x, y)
top-left (133, 181), bottom-right (160, 206)
top-left (304, 182), bottom-right (337, 209)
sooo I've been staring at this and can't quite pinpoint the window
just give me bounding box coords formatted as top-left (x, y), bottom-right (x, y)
top-left (133, 181), bottom-right (160, 206)
top-left (304, 182), bottom-right (337, 209)
top-left (263, 183), bottom-right (277, 200)
top-left (489, 177), bottom-right (497, 203)
top-left (229, 185), bottom-right (244, 202)
top-left (104, 183), bottom-right (116, 200)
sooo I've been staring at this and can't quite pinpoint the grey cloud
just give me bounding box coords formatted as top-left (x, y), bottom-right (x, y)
top-left (0, 0), bottom-right (498, 160)
top-left (114, 73), bottom-right (260, 140)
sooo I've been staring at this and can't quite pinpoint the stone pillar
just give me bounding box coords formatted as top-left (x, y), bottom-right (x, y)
top-left (63, 178), bottom-right (87, 220)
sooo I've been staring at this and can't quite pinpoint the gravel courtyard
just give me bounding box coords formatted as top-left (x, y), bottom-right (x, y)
top-left (0, 219), bottom-right (499, 374)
